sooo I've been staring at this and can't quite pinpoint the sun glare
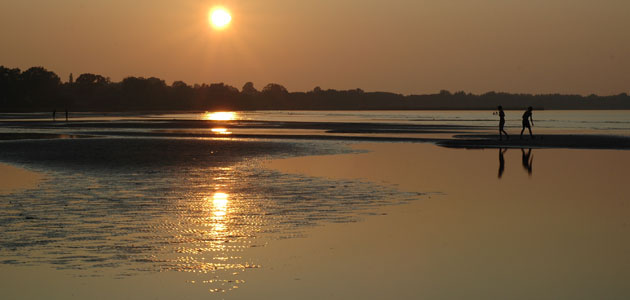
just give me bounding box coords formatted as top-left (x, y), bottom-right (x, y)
top-left (204, 111), bottom-right (237, 121)
top-left (213, 192), bottom-right (229, 208)
top-left (210, 8), bottom-right (232, 29)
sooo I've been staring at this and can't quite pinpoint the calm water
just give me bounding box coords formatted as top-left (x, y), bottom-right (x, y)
top-left (2, 110), bottom-right (630, 132)
top-left (0, 137), bottom-right (421, 294)
top-left (1, 110), bottom-right (629, 298)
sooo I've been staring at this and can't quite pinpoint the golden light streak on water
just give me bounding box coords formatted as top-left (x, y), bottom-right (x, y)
top-left (211, 128), bottom-right (232, 135)
top-left (210, 192), bottom-right (229, 237)
top-left (204, 112), bottom-right (237, 121)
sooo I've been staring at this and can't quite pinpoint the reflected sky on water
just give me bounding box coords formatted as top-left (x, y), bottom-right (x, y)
top-left (0, 138), bottom-right (421, 293)
top-left (497, 148), bottom-right (534, 179)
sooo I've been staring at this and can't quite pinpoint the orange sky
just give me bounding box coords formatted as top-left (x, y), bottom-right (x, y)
top-left (1, 0), bottom-right (628, 95)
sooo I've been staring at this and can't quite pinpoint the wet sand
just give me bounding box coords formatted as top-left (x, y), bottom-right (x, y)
top-left (0, 163), bottom-right (42, 194)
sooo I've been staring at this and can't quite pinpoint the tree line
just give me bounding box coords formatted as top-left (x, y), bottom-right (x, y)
top-left (1, 66), bottom-right (629, 112)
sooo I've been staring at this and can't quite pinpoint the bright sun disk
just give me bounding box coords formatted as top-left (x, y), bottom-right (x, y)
top-left (210, 8), bottom-right (231, 29)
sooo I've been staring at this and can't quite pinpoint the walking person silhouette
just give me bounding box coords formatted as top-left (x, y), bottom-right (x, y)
top-left (520, 106), bottom-right (534, 139)
top-left (497, 106), bottom-right (509, 141)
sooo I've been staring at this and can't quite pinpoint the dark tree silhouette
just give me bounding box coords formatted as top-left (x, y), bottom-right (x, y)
top-left (262, 83), bottom-right (288, 96)
top-left (19, 67), bottom-right (62, 109)
top-left (241, 82), bottom-right (259, 96)
top-left (75, 73), bottom-right (110, 86)
top-left (0, 66), bottom-right (22, 108)
top-left (1, 65), bottom-right (629, 112)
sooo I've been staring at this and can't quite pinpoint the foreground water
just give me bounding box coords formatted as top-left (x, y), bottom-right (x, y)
top-left (0, 138), bottom-right (422, 292)
top-left (259, 144), bottom-right (630, 300)
top-left (1, 111), bottom-right (629, 299)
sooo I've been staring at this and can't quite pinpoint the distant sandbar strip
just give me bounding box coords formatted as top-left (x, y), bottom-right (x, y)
top-left (1, 120), bottom-right (630, 150)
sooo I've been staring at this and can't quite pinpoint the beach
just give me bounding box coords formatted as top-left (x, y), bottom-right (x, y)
top-left (1, 111), bottom-right (629, 299)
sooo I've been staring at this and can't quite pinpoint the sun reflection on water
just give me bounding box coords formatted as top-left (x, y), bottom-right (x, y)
top-left (211, 192), bottom-right (229, 232)
top-left (0, 142), bottom-right (423, 295)
top-left (204, 112), bottom-right (237, 121)
top-left (172, 189), bottom-right (261, 293)
top-left (212, 192), bottom-right (228, 215)
top-left (211, 128), bottom-right (232, 135)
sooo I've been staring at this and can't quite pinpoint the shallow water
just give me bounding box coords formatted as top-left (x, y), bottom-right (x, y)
top-left (1, 110), bottom-right (630, 299)
top-left (3, 141), bottom-right (628, 299)
top-left (0, 138), bottom-right (420, 294)
top-left (256, 143), bottom-right (630, 300)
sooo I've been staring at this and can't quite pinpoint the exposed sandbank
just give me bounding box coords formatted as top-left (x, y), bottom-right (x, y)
top-left (3, 119), bottom-right (630, 150)
top-left (441, 133), bottom-right (630, 150)
top-left (0, 163), bottom-right (42, 194)
top-left (0, 133), bottom-right (87, 140)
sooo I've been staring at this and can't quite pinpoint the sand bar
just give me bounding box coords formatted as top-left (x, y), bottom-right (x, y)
top-left (0, 163), bottom-right (42, 194)
top-left (3, 119), bottom-right (630, 150)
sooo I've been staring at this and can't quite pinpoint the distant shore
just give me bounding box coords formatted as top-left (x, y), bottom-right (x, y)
top-left (2, 66), bottom-right (630, 112)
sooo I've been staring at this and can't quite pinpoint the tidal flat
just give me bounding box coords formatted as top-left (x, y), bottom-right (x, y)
top-left (1, 111), bottom-right (629, 299)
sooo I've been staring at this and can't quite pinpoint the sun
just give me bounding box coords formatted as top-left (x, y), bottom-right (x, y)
top-left (209, 8), bottom-right (232, 29)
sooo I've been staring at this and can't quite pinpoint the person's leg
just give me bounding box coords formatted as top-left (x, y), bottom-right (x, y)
top-left (520, 126), bottom-right (525, 139)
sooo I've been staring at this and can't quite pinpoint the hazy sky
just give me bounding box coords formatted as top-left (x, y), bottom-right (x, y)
top-left (1, 0), bottom-right (628, 95)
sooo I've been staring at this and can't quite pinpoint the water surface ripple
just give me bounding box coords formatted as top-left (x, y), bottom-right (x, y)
top-left (0, 138), bottom-right (422, 291)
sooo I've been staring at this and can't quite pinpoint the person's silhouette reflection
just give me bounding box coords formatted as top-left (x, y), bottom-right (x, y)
top-left (498, 148), bottom-right (507, 179)
top-left (521, 148), bottom-right (533, 176)
top-left (497, 106), bottom-right (509, 141)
